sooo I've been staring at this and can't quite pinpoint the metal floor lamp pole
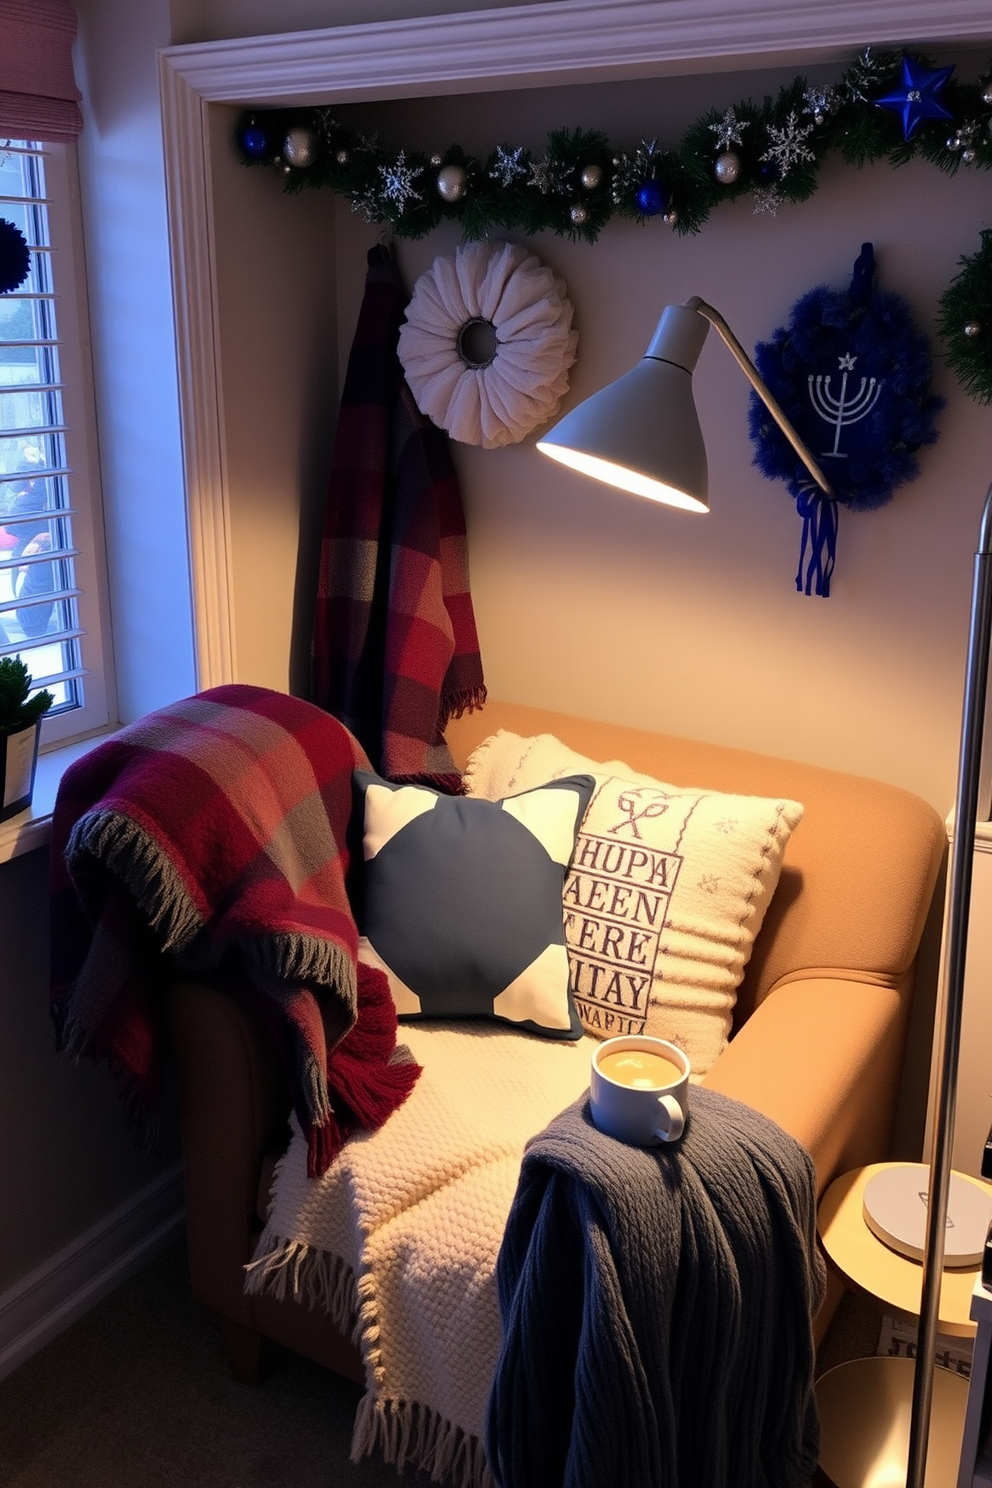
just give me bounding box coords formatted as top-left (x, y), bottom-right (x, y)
top-left (907, 479), bottom-right (992, 1488)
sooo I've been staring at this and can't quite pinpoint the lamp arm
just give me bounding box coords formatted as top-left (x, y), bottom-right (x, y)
top-left (686, 297), bottom-right (835, 501)
top-left (906, 478), bottom-right (992, 1488)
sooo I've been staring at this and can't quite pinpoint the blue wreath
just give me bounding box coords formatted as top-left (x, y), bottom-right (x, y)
top-left (748, 243), bottom-right (942, 596)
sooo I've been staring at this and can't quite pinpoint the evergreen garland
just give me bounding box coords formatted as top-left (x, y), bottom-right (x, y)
top-left (234, 47), bottom-right (992, 401)
top-left (937, 230), bottom-right (992, 404)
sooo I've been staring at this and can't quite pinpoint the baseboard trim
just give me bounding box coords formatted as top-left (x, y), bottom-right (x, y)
top-left (0, 1161), bottom-right (185, 1381)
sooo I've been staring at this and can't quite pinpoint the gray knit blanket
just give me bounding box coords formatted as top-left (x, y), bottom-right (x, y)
top-left (486, 1085), bottom-right (826, 1488)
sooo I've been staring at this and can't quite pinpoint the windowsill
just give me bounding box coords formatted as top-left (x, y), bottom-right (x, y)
top-left (0, 731), bottom-right (117, 866)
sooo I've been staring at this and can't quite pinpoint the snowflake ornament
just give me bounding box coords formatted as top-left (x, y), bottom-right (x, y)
top-left (351, 182), bottom-right (385, 222)
top-left (709, 108), bottom-right (749, 151)
top-left (378, 151), bottom-right (422, 213)
top-left (761, 112), bottom-right (816, 177)
top-left (489, 145), bottom-right (528, 187)
top-left (802, 86), bottom-right (839, 124)
top-left (843, 47), bottom-right (887, 104)
top-left (610, 151), bottom-right (640, 207)
top-left (529, 153), bottom-right (563, 195)
top-left (314, 109), bottom-right (340, 144)
top-left (752, 186), bottom-right (783, 216)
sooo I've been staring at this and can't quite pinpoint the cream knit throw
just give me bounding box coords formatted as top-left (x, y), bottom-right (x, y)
top-left (245, 1021), bottom-right (597, 1488)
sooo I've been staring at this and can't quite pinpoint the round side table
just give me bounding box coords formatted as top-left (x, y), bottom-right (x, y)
top-left (815, 1162), bottom-right (992, 1487)
top-left (818, 1161), bottom-right (992, 1338)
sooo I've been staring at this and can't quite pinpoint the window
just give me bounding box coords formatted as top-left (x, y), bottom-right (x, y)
top-left (0, 138), bottom-right (112, 745)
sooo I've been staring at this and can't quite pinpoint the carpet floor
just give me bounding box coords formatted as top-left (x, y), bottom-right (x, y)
top-left (0, 1238), bottom-right (433, 1488)
top-left (0, 1234), bottom-right (883, 1488)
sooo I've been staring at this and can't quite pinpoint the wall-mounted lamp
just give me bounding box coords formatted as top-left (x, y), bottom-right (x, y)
top-left (536, 296), bottom-right (834, 512)
top-left (538, 300), bottom-right (992, 1487)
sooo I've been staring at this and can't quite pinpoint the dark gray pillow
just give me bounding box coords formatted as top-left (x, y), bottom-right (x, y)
top-left (354, 770), bottom-right (594, 1039)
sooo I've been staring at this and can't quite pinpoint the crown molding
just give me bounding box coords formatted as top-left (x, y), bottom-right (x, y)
top-left (160, 0), bottom-right (992, 107)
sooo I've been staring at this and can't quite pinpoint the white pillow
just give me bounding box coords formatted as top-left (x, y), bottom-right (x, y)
top-left (464, 731), bottom-right (803, 1076)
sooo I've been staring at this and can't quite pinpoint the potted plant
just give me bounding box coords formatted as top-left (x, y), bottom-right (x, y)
top-left (0, 656), bottom-right (54, 821)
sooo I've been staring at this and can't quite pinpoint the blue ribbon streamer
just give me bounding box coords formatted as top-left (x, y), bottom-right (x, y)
top-left (795, 489), bottom-right (839, 597)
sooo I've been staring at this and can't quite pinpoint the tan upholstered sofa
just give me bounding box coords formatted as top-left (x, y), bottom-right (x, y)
top-left (164, 699), bottom-right (946, 1385)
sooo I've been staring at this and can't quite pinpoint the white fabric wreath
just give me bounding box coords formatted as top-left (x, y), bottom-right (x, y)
top-left (397, 239), bottom-right (578, 450)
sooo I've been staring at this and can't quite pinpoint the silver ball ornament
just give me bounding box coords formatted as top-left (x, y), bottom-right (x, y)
top-left (283, 127), bottom-right (317, 169)
top-left (714, 150), bottom-right (741, 186)
top-left (982, 82), bottom-right (992, 106)
top-left (430, 154), bottom-right (443, 168)
top-left (580, 163), bottom-right (603, 191)
top-left (947, 134), bottom-right (961, 151)
top-left (964, 321), bottom-right (983, 338)
top-left (436, 163), bottom-right (468, 203)
top-left (662, 208), bottom-right (678, 227)
top-left (962, 147), bottom-right (977, 164)
top-left (335, 149), bottom-right (350, 165)
top-left (569, 203), bottom-right (589, 226)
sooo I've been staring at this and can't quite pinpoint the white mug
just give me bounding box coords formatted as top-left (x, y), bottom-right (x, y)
top-left (589, 1035), bottom-right (690, 1146)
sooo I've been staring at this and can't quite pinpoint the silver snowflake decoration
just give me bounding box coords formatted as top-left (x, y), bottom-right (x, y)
top-left (528, 152), bottom-right (570, 195)
top-left (528, 154), bottom-right (555, 193)
top-left (351, 179), bottom-right (386, 223)
top-left (752, 185), bottom-right (782, 216)
top-left (489, 145), bottom-right (528, 187)
top-left (843, 47), bottom-right (886, 104)
top-left (314, 108), bottom-right (340, 143)
top-left (611, 140), bottom-right (664, 207)
top-left (802, 85), bottom-right (839, 123)
top-left (610, 151), bottom-right (639, 206)
top-left (761, 112), bottom-right (816, 177)
top-left (709, 108), bottom-right (749, 151)
top-left (377, 151), bottom-right (422, 213)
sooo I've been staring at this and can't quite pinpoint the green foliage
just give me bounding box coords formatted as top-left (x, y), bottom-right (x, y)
top-left (235, 46), bottom-right (992, 403)
top-left (0, 656), bottom-right (54, 735)
top-left (937, 230), bottom-right (992, 405)
top-left (237, 46), bottom-right (991, 248)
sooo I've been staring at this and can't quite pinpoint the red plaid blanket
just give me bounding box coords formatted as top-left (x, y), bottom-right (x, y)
top-left (49, 684), bottom-right (419, 1176)
top-left (311, 243), bottom-right (486, 790)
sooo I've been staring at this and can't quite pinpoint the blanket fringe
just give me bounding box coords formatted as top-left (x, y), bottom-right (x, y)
top-left (352, 1267), bottom-right (493, 1488)
top-left (67, 809), bottom-right (203, 953)
top-left (243, 1235), bottom-right (356, 1333)
top-left (351, 1394), bottom-right (494, 1488)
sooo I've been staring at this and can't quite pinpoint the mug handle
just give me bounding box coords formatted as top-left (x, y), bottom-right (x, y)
top-left (654, 1093), bottom-right (685, 1143)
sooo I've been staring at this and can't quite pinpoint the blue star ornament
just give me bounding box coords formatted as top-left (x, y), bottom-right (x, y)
top-left (875, 55), bottom-right (954, 141)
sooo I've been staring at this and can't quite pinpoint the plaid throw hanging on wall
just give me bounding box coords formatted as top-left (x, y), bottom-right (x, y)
top-left (311, 243), bottom-right (486, 791)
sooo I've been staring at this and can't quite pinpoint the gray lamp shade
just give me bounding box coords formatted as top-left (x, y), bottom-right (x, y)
top-left (537, 303), bottom-right (711, 513)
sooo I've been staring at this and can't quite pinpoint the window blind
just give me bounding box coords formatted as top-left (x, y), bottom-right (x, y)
top-left (0, 140), bottom-right (85, 714)
top-left (0, 0), bottom-right (82, 144)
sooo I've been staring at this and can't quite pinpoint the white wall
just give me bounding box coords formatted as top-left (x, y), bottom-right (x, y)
top-left (206, 104), bottom-right (341, 695)
top-left (74, 0), bottom-right (197, 724)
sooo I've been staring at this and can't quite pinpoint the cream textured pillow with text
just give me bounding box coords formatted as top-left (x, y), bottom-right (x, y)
top-left (464, 731), bottom-right (803, 1076)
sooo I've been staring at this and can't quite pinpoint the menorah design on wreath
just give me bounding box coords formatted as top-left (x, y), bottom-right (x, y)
top-left (807, 353), bottom-right (882, 458)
